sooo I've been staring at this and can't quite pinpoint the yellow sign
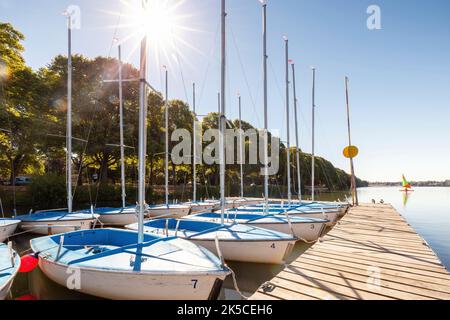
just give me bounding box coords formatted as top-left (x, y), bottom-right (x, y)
top-left (343, 146), bottom-right (359, 159)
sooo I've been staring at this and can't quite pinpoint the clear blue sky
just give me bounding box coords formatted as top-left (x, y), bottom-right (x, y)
top-left (1, 0), bottom-right (450, 182)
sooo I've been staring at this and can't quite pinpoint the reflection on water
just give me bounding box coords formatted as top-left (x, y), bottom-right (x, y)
top-left (12, 187), bottom-right (450, 300)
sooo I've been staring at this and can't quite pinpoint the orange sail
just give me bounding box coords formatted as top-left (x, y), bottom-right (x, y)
top-left (402, 175), bottom-right (412, 189)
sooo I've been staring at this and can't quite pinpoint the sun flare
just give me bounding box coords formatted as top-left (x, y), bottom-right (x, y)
top-left (116, 0), bottom-right (188, 52)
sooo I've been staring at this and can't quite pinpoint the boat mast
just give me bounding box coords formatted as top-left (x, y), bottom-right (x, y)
top-left (192, 82), bottom-right (197, 203)
top-left (66, 13), bottom-right (73, 213)
top-left (284, 36), bottom-right (291, 205)
top-left (311, 67), bottom-right (316, 201)
top-left (118, 44), bottom-right (126, 208)
top-left (261, 0), bottom-right (269, 214)
top-left (238, 94), bottom-right (244, 198)
top-left (137, 1), bottom-right (148, 244)
top-left (291, 62), bottom-right (302, 202)
top-left (219, 0), bottom-right (226, 224)
top-left (164, 67), bottom-right (169, 207)
top-left (345, 76), bottom-right (359, 206)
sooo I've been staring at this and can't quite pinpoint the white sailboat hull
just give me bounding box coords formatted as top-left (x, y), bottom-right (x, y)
top-left (191, 205), bottom-right (214, 214)
top-left (185, 216), bottom-right (325, 242)
top-left (0, 221), bottom-right (20, 243)
top-left (288, 211), bottom-right (339, 227)
top-left (190, 238), bottom-right (294, 265)
top-left (247, 222), bottom-right (325, 242)
top-left (0, 244), bottom-right (20, 300)
top-left (19, 218), bottom-right (97, 235)
top-left (147, 207), bottom-right (191, 219)
top-left (98, 214), bottom-right (138, 226)
top-left (0, 277), bottom-right (14, 300)
top-left (37, 258), bottom-right (224, 300)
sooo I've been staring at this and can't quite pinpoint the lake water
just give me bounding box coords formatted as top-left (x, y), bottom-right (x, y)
top-left (7, 187), bottom-right (450, 300)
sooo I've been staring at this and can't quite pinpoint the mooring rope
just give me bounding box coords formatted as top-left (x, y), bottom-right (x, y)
top-left (214, 235), bottom-right (250, 300)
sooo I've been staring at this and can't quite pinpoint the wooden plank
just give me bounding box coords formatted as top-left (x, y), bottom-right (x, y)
top-left (250, 204), bottom-right (450, 300)
top-left (301, 251), bottom-right (450, 283)
top-left (256, 285), bottom-right (322, 300)
top-left (287, 261), bottom-right (450, 300)
top-left (308, 247), bottom-right (448, 272)
top-left (284, 262), bottom-right (450, 300)
top-left (312, 242), bottom-right (444, 265)
top-left (267, 277), bottom-right (356, 300)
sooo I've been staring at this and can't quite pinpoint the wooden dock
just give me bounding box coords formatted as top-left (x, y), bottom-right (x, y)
top-left (250, 204), bottom-right (450, 300)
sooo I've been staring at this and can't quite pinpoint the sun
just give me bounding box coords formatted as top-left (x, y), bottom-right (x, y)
top-left (115, 0), bottom-right (187, 50)
top-left (135, 0), bottom-right (179, 43)
top-left (101, 0), bottom-right (200, 73)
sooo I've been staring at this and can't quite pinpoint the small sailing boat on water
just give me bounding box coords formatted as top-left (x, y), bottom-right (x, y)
top-left (16, 210), bottom-right (99, 235)
top-left (126, 219), bottom-right (297, 264)
top-left (0, 218), bottom-right (20, 242)
top-left (250, 200), bottom-right (349, 216)
top-left (185, 212), bottom-right (327, 242)
top-left (231, 205), bottom-right (340, 227)
top-left (183, 84), bottom-right (229, 214)
top-left (1, 198), bottom-right (21, 242)
top-left (30, 10), bottom-right (230, 300)
top-left (30, 228), bottom-right (229, 300)
top-left (147, 68), bottom-right (191, 219)
top-left (128, 0), bottom-right (298, 265)
top-left (85, 44), bottom-right (140, 227)
top-left (401, 175), bottom-right (414, 192)
top-left (0, 242), bottom-right (20, 300)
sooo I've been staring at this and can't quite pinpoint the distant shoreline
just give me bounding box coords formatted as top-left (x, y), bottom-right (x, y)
top-left (367, 183), bottom-right (450, 188)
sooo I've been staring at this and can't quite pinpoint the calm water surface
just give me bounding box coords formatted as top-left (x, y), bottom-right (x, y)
top-left (8, 187), bottom-right (450, 300)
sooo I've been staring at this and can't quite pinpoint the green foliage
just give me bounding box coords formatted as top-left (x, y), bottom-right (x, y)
top-left (28, 174), bottom-right (66, 209)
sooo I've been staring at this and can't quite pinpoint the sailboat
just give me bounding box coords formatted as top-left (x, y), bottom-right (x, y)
top-left (0, 178), bottom-right (20, 244)
top-left (127, 0), bottom-right (298, 265)
top-left (30, 9), bottom-right (230, 300)
top-left (185, 212), bottom-right (328, 242)
top-left (147, 68), bottom-right (191, 218)
top-left (0, 242), bottom-right (20, 300)
top-left (189, 31), bottom-right (330, 239)
top-left (126, 219), bottom-right (297, 264)
top-left (16, 13), bottom-right (99, 235)
top-left (401, 175), bottom-right (414, 192)
top-left (0, 218), bottom-right (20, 243)
top-left (181, 83), bottom-right (218, 214)
top-left (252, 63), bottom-right (349, 219)
top-left (232, 205), bottom-right (340, 226)
top-left (81, 44), bottom-right (140, 227)
top-left (228, 95), bottom-right (264, 209)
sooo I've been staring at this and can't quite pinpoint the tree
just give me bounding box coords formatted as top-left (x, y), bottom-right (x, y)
top-left (0, 22), bottom-right (47, 183)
